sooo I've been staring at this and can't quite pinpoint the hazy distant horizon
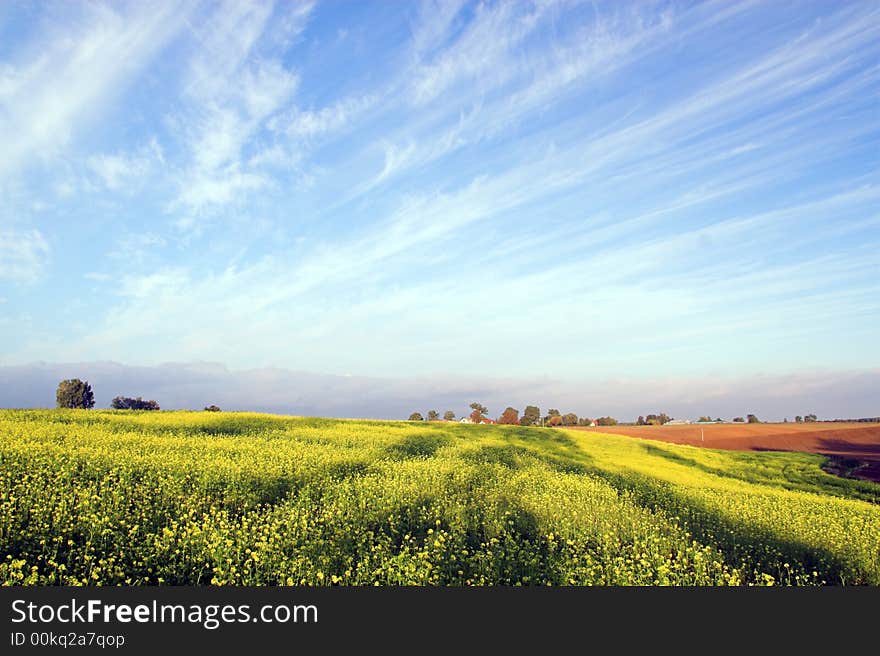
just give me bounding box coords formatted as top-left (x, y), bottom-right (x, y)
top-left (2, 360), bottom-right (877, 424)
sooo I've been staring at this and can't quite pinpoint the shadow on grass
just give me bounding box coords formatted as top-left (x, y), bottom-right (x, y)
top-left (585, 466), bottom-right (875, 584)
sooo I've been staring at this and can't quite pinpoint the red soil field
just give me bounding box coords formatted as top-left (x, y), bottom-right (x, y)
top-left (570, 422), bottom-right (880, 483)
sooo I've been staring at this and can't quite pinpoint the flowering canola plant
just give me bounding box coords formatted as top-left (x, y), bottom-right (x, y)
top-left (1, 410), bottom-right (877, 586)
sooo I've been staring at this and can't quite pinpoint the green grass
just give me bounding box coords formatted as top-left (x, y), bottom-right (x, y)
top-left (1, 409), bottom-right (878, 585)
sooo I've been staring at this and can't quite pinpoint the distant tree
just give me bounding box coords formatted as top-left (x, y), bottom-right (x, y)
top-left (715, 418), bottom-right (723, 422)
top-left (498, 407), bottom-right (519, 425)
top-left (469, 402), bottom-right (488, 424)
top-left (795, 415), bottom-right (803, 423)
top-left (408, 412), bottom-right (424, 421)
top-left (443, 410), bottom-right (455, 421)
top-left (784, 417), bottom-right (789, 423)
top-left (56, 379), bottom-right (95, 409)
top-left (542, 409), bottom-right (561, 425)
top-left (204, 405), bottom-right (221, 412)
top-left (111, 396), bottom-right (160, 410)
top-left (732, 417), bottom-right (745, 423)
top-left (577, 417), bottom-right (592, 426)
top-left (698, 416), bottom-right (712, 423)
top-left (596, 416), bottom-right (618, 426)
top-left (562, 412), bottom-right (578, 426)
top-left (427, 410), bottom-right (440, 421)
top-left (805, 413), bottom-right (817, 422)
top-left (644, 413), bottom-right (671, 425)
top-left (520, 405), bottom-right (540, 426)
top-left (547, 415), bottom-right (563, 427)
top-left (747, 414), bottom-right (760, 423)
top-left (637, 416), bottom-right (646, 426)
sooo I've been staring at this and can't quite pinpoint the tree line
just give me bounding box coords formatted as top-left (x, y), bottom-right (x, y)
top-left (54, 378), bottom-right (221, 412)
top-left (407, 406), bottom-right (812, 427)
top-left (408, 403), bottom-right (619, 427)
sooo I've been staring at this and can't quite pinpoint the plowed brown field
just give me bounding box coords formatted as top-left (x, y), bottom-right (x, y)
top-left (570, 422), bottom-right (880, 483)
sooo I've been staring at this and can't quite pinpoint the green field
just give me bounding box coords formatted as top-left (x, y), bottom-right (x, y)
top-left (1, 410), bottom-right (878, 585)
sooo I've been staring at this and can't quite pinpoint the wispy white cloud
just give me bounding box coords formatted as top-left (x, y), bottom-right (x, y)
top-left (0, 1), bottom-right (192, 183)
top-left (0, 229), bottom-right (50, 284)
top-left (107, 232), bottom-right (168, 264)
top-left (87, 138), bottom-right (163, 192)
top-left (274, 93), bottom-right (377, 140)
top-left (170, 1), bottom-right (312, 218)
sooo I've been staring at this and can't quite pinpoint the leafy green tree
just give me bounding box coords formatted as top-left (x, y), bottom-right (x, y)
top-left (443, 410), bottom-right (455, 421)
top-left (795, 415), bottom-right (803, 423)
top-left (547, 415), bottom-right (563, 427)
top-left (747, 414), bottom-right (760, 423)
top-left (805, 414), bottom-right (817, 422)
top-left (111, 396), bottom-right (160, 410)
top-left (562, 412), bottom-right (578, 426)
top-left (498, 407), bottom-right (519, 425)
top-left (469, 402), bottom-right (487, 423)
top-left (596, 416), bottom-right (618, 426)
top-left (520, 405), bottom-right (540, 426)
top-left (204, 405), bottom-right (221, 412)
top-left (427, 410), bottom-right (439, 421)
top-left (408, 412), bottom-right (424, 421)
top-left (56, 379), bottom-right (95, 409)
top-left (733, 416), bottom-right (745, 422)
top-left (637, 416), bottom-right (646, 425)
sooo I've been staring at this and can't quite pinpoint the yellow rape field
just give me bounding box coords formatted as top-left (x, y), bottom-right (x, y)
top-left (1, 409), bottom-right (878, 585)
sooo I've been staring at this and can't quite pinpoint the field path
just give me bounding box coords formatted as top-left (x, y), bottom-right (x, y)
top-left (570, 423), bottom-right (880, 483)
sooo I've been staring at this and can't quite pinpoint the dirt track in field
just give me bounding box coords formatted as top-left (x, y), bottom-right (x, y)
top-left (569, 423), bottom-right (880, 483)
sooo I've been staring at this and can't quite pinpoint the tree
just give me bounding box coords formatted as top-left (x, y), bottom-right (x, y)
top-left (732, 417), bottom-right (745, 423)
top-left (469, 402), bottom-right (487, 423)
top-left (637, 416), bottom-right (646, 426)
top-left (520, 405), bottom-right (540, 426)
top-left (644, 413), bottom-right (671, 425)
top-left (596, 416), bottom-right (618, 426)
top-left (547, 415), bottom-right (563, 427)
top-left (795, 415), bottom-right (803, 423)
top-left (562, 412), bottom-right (578, 426)
top-left (577, 417), bottom-right (593, 426)
top-left (698, 416), bottom-right (712, 423)
top-left (408, 412), bottom-right (424, 421)
top-left (542, 409), bottom-right (561, 425)
top-left (56, 379), bottom-right (95, 409)
top-left (427, 410), bottom-right (439, 421)
top-left (204, 405), bottom-right (221, 412)
top-left (498, 407), bottom-right (519, 425)
top-left (443, 410), bottom-right (455, 421)
top-left (805, 414), bottom-right (817, 422)
top-left (747, 414), bottom-right (760, 423)
top-left (110, 396), bottom-right (160, 410)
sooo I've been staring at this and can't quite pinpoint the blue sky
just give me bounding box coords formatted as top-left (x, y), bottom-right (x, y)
top-left (1, 1), bottom-right (878, 417)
